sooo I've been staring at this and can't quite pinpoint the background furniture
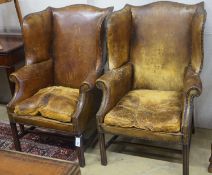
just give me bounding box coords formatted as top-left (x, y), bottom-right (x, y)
top-left (96, 2), bottom-right (206, 175)
top-left (0, 149), bottom-right (81, 175)
top-left (7, 5), bottom-right (112, 167)
top-left (0, 34), bottom-right (24, 98)
top-left (209, 144), bottom-right (212, 173)
top-left (0, 0), bottom-right (24, 103)
top-left (0, 0), bottom-right (23, 51)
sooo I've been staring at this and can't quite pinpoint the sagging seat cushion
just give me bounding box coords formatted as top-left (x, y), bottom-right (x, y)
top-left (14, 86), bottom-right (79, 122)
top-left (104, 90), bottom-right (183, 132)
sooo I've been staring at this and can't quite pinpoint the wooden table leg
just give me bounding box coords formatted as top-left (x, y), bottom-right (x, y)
top-left (6, 66), bottom-right (15, 96)
top-left (209, 144), bottom-right (212, 173)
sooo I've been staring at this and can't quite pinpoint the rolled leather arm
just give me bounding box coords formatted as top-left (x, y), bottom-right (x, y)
top-left (96, 63), bottom-right (133, 123)
top-left (181, 94), bottom-right (194, 144)
top-left (80, 71), bottom-right (100, 93)
top-left (7, 59), bottom-right (53, 112)
top-left (182, 66), bottom-right (202, 143)
top-left (183, 66), bottom-right (202, 97)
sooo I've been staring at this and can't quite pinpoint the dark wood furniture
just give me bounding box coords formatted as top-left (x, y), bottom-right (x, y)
top-left (0, 34), bottom-right (24, 96)
top-left (209, 144), bottom-right (212, 173)
top-left (0, 149), bottom-right (81, 175)
top-left (0, 0), bottom-right (23, 25)
top-left (96, 2), bottom-right (206, 175)
top-left (0, 0), bottom-right (23, 49)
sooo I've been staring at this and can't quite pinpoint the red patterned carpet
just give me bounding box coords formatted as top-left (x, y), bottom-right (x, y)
top-left (0, 122), bottom-right (77, 161)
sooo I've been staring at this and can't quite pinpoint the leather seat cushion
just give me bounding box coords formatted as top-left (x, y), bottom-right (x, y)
top-left (14, 86), bottom-right (79, 122)
top-left (104, 90), bottom-right (183, 133)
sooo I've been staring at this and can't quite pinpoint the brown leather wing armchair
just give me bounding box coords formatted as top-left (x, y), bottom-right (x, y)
top-left (7, 4), bottom-right (112, 167)
top-left (96, 2), bottom-right (206, 175)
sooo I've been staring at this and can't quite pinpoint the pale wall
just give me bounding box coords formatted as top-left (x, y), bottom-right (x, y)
top-left (0, 0), bottom-right (211, 129)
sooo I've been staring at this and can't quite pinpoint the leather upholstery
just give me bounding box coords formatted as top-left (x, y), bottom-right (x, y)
top-left (101, 124), bottom-right (182, 143)
top-left (191, 6), bottom-right (206, 73)
top-left (7, 60), bottom-right (53, 113)
top-left (183, 66), bottom-right (202, 97)
top-left (53, 5), bottom-right (111, 88)
top-left (14, 86), bottom-right (79, 122)
top-left (23, 8), bottom-right (52, 65)
top-left (10, 113), bottom-right (75, 133)
top-left (104, 90), bottom-right (182, 132)
top-left (130, 2), bottom-right (200, 91)
top-left (97, 2), bottom-right (206, 144)
top-left (7, 5), bottom-right (113, 134)
top-left (107, 6), bottom-right (132, 70)
top-left (96, 63), bottom-right (133, 123)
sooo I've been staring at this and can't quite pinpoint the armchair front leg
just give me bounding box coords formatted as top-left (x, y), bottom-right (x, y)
top-left (95, 62), bottom-right (133, 165)
top-left (72, 72), bottom-right (102, 167)
top-left (209, 144), bottom-right (212, 173)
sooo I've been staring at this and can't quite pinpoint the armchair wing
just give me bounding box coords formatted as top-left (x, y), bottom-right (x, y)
top-left (107, 5), bottom-right (132, 70)
top-left (191, 6), bottom-right (207, 73)
top-left (23, 8), bottom-right (52, 65)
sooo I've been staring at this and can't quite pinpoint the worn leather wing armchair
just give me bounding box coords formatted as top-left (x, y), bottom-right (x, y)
top-left (7, 4), bottom-right (112, 167)
top-left (96, 2), bottom-right (206, 175)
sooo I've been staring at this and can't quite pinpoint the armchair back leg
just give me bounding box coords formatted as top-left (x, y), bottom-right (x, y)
top-left (10, 122), bottom-right (21, 151)
top-left (183, 144), bottom-right (189, 175)
top-left (75, 135), bottom-right (85, 167)
top-left (99, 132), bottom-right (107, 165)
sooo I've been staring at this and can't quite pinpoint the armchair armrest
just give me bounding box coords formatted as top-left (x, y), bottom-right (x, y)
top-left (183, 66), bottom-right (202, 97)
top-left (96, 63), bottom-right (133, 123)
top-left (80, 71), bottom-right (100, 93)
top-left (182, 66), bottom-right (202, 144)
top-left (73, 70), bottom-right (102, 133)
top-left (7, 59), bottom-right (53, 112)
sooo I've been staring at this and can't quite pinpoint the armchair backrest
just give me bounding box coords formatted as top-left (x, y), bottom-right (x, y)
top-left (52, 5), bottom-right (112, 88)
top-left (107, 2), bottom-right (206, 91)
top-left (22, 5), bottom-right (112, 88)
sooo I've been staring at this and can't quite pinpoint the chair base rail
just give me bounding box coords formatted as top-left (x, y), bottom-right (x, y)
top-left (9, 121), bottom-right (98, 168)
top-left (99, 131), bottom-right (190, 175)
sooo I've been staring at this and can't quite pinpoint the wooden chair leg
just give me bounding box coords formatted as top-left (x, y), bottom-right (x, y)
top-left (75, 135), bottom-right (85, 167)
top-left (19, 124), bottom-right (25, 134)
top-left (192, 110), bottom-right (195, 134)
top-left (99, 132), bottom-right (107, 166)
top-left (90, 134), bottom-right (98, 148)
top-left (209, 144), bottom-right (212, 173)
top-left (183, 144), bottom-right (189, 175)
top-left (10, 122), bottom-right (21, 151)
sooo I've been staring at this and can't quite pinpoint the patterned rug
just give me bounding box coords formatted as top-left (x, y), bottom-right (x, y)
top-left (0, 122), bottom-right (77, 161)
